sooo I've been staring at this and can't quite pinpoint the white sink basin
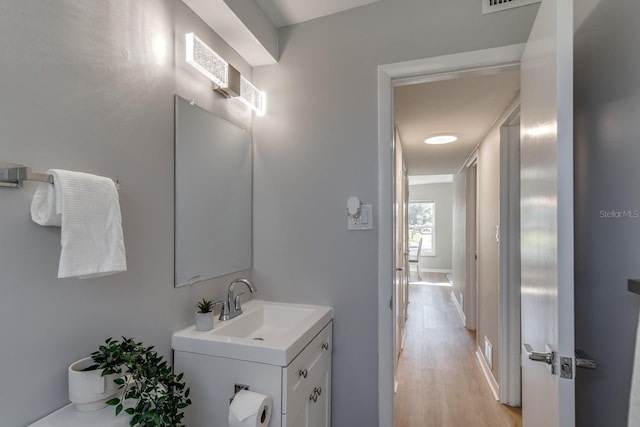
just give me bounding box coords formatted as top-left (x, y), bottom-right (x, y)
top-left (172, 300), bottom-right (333, 366)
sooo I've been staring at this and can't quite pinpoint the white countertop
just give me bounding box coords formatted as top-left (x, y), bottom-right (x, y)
top-left (172, 299), bottom-right (333, 366)
top-left (28, 403), bottom-right (132, 427)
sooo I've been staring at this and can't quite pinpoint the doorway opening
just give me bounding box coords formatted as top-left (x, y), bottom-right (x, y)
top-left (377, 44), bottom-right (525, 426)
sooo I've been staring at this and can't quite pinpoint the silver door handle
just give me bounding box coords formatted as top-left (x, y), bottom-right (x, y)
top-left (523, 343), bottom-right (555, 365)
top-left (575, 349), bottom-right (597, 369)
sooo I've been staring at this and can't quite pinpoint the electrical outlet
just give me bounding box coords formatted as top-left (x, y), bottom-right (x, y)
top-left (484, 337), bottom-right (493, 369)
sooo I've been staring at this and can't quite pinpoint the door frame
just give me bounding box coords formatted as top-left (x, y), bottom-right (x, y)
top-left (377, 44), bottom-right (526, 426)
top-left (499, 105), bottom-right (522, 406)
top-left (465, 156), bottom-right (478, 332)
top-left (393, 127), bottom-right (408, 391)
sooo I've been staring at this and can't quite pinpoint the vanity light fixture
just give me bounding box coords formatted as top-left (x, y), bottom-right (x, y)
top-left (239, 75), bottom-right (266, 116)
top-left (185, 32), bottom-right (267, 116)
top-left (424, 135), bottom-right (458, 145)
top-left (185, 33), bottom-right (228, 88)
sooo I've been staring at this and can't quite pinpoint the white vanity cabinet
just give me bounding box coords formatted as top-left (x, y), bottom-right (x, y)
top-left (173, 320), bottom-right (332, 427)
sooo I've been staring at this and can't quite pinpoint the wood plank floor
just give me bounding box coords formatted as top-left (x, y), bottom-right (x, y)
top-left (394, 274), bottom-right (522, 427)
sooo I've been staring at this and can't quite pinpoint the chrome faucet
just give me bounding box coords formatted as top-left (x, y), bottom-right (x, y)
top-left (219, 278), bottom-right (257, 321)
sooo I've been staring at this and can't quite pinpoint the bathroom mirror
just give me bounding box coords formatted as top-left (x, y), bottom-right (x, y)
top-left (174, 95), bottom-right (252, 287)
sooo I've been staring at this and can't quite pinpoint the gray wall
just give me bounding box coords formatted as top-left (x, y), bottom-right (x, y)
top-left (409, 182), bottom-right (453, 271)
top-left (0, 1), bottom-right (254, 425)
top-left (451, 96), bottom-right (516, 386)
top-left (477, 121), bottom-right (502, 383)
top-left (574, 0), bottom-right (640, 425)
top-left (251, 1), bottom-right (537, 425)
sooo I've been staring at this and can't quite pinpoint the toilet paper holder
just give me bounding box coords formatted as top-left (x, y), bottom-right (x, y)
top-left (230, 383), bottom-right (250, 403)
top-left (229, 385), bottom-right (271, 426)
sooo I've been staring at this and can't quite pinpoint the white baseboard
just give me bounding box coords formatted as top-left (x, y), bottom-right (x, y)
top-left (475, 348), bottom-right (500, 401)
top-left (450, 290), bottom-right (466, 326)
top-left (421, 268), bottom-right (453, 274)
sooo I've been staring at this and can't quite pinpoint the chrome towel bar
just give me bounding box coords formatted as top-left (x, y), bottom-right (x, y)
top-left (0, 164), bottom-right (52, 187)
top-left (0, 163), bottom-right (120, 189)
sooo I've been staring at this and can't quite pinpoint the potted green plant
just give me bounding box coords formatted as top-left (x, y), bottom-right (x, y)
top-left (195, 298), bottom-right (214, 331)
top-left (91, 337), bottom-right (191, 427)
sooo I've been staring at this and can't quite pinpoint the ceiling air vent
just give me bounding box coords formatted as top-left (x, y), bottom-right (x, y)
top-left (482, 0), bottom-right (540, 14)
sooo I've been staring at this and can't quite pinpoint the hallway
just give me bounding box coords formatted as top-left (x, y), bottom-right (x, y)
top-left (394, 273), bottom-right (522, 427)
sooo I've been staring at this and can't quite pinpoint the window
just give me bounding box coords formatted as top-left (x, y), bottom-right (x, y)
top-left (408, 201), bottom-right (435, 256)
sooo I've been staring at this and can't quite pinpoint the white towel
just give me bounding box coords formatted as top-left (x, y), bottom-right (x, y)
top-left (30, 182), bottom-right (61, 226)
top-left (30, 169), bottom-right (127, 279)
top-left (630, 315), bottom-right (640, 426)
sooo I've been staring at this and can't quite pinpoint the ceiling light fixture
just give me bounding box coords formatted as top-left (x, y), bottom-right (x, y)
top-left (185, 33), bottom-right (267, 116)
top-left (424, 135), bottom-right (458, 145)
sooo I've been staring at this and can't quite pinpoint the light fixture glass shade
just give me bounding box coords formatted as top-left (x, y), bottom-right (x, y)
top-left (424, 135), bottom-right (458, 145)
top-left (185, 33), bottom-right (228, 88)
top-left (239, 75), bottom-right (266, 116)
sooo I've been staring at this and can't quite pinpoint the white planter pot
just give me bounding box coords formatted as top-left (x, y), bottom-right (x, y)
top-left (195, 311), bottom-right (214, 331)
top-left (68, 357), bottom-right (121, 412)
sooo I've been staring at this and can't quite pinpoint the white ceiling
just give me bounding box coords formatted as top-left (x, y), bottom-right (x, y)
top-left (394, 68), bottom-right (521, 176)
top-left (256, 0), bottom-right (382, 28)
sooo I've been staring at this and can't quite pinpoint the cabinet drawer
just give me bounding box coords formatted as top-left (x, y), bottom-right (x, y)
top-left (282, 321), bottom-right (332, 413)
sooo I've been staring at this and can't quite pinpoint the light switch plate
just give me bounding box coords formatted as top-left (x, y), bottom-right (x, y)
top-left (348, 204), bottom-right (373, 230)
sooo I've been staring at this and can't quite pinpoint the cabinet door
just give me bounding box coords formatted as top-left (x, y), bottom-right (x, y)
top-left (283, 354), bottom-right (331, 427)
top-left (283, 323), bottom-right (332, 413)
top-left (282, 396), bottom-right (311, 427)
top-left (308, 359), bottom-right (331, 427)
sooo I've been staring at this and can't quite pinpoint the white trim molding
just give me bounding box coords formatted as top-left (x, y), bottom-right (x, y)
top-left (498, 105), bottom-right (523, 407)
top-left (450, 290), bottom-right (466, 326)
top-left (377, 44), bottom-right (525, 427)
top-left (476, 348), bottom-right (500, 401)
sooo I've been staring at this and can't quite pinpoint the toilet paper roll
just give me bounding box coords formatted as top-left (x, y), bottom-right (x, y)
top-left (228, 390), bottom-right (272, 427)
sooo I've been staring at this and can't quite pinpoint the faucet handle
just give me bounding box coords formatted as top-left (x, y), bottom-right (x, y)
top-left (233, 292), bottom-right (246, 311)
top-left (213, 300), bottom-right (229, 320)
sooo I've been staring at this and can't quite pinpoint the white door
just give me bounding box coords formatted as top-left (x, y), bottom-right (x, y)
top-left (520, 0), bottom-right (574, 425)
top-left (393, 129), bottom-right (407, 373)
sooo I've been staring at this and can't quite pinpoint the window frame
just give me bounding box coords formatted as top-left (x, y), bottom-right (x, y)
top-left (408, 200), bottom-right (436, 257)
